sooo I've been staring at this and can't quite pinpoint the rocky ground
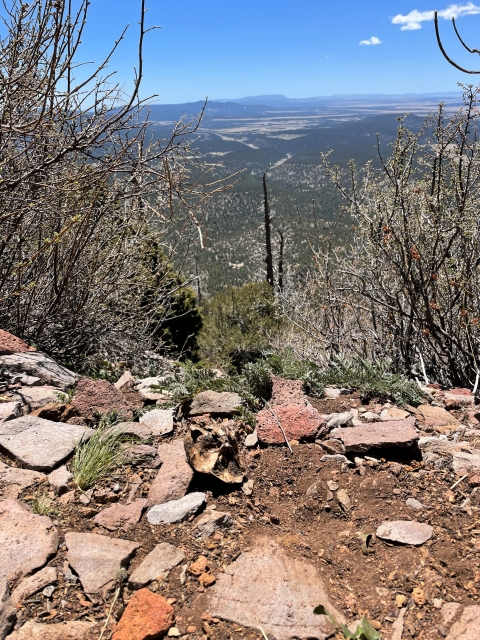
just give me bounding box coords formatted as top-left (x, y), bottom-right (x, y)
top-left (2, 330), bottom-right (480, 639)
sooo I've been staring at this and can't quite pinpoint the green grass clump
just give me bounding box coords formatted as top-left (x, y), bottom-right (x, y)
top-left (73, 411), bottom-right (131, 491)
top-left (31, 492), bottom-right (53, 515)
top-left (320, 356), bottom-right (424, 406)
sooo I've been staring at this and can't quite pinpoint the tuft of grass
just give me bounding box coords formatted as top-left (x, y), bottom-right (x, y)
top-left (31, 492), bottom-right (53, 516)
top-left (313, 605), bottom-right (381, 640)
top-left (319, 356), bottom-right (424, 406)
top-left (73, 411), bottom-right (131, 491)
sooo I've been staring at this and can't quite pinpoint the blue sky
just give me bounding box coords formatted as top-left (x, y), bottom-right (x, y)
top-left (80, 1), bottom-right (480, 103)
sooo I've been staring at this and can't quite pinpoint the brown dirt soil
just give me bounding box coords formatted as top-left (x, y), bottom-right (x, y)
top-left (3, 394), bottom-right (480, 639)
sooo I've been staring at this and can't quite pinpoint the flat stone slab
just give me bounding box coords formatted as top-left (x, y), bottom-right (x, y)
top-left (331, 417), bottom-right (418, 453)
top-left (376, 520), bottom-right (433, 545)
top-left (0, 416), bottom-right (91, 471)
top-left (0, 402), bottom-right (22, 423)
top-left (443, 603), bottom-right (480, 640)
top-left (453, 451), bottom-right (480, 473)
top-left (7, 620), bottom-right (95, 639)
top-left (381, 407), bottom-right (411, 421)
top-left (0, 461), bottom-right (45, 496)
top-left (129, 542), bottom-right (185, 588)
top-left (0, 500), bottom-right (59, 583)
top-left (418, 405), bottom-right (460, 428)
top-left (93, 499), bottom-right (147, 531)
top-left (139, 408), bottom-right (174, 436)
top-left (208, 538), bottom-right (345, 640)
top-left (65, 532), bottom-right (139, 595)
top-left (194, 509), bottom-right (233, 538)
top-left (12, 387), bottom-right (62, 411)
top-left (11, 566), bottom-right (57, 605)
top-left (189, 391), bottom-right (242, 416)
top-left (147, 492), bottom-right (206, 525)
top-left (147, 439), bottom-right (194, 507)
top-left (0, 352), bottom-right (78, 390)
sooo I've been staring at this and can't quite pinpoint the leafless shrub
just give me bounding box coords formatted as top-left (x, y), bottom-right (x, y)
top-left (0, 0), bottom-right (231, 371)
top-left (279, 86), bottom-right (480, 388)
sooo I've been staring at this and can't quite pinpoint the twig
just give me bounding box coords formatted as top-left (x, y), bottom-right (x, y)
top-left (473, 370), bottom-right (479, 395)
top-left (259, 627), bottom-right (269, 640)
top-left (417, 348), bottom-right (429, 385)
top-left (264, 401), bottom-right (293, 453)
top-left (98, 584), bottom-right (121, 640)
top-left (450, 474), bottom-right (469, 491)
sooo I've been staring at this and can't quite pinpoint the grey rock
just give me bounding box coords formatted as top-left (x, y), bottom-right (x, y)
top-left (139, 408), bottom-right (174, 437)
top-left (326, 412), bottom-right (353, 429)
top-left (128, 542), bottom-right (185, 588)
top-left (324, 387), bottom-right (347, 399)
top-left (65, 532), bottom-right (139, 596)
top-left (244, 430), bottom-right (258, 447)
top-left (0, 580), bottom-right (15, 640)
top-left (17, 375), bottom-right (41, 386)
top-left (361, 411), bottom-right (381, 422)
top-left (0, 500), bottom-right (59, 584)
top-left (194, 509), bottom-right (233, 538)
top-left (0, 402), bottom-right (22, 424)
top-left (0, 416), bottom-right (91, 471)
top-left (135, 376), bottom-right (168, 391)
top-left (147, 439), bottom-right (194, 507)
top-left (11, 566), bottom-right (57, 605)
top-left (147, 492), bottom-right (206, 525)
top-left (331, 418), bottom-right (418, 453)
top-left (47, 466), bottom-right (72, 495)
top-left (11, 387), bottom-right (62, 412)
top-left (114, 370), bottom-right (135, 391)
top-left (376, 520), bottom-right (433, 546)
top-left (7, 621), bottom-right (95, 639)
top-left (93, 499), bottom-right (147, 531)
top-left (322, 439), bottom-right (346, 455)
top-left (406, 498), bottom-right (425, 510)
top-left (453, 451), bottom-right (480, 473)
top-left (336, 489), bottom-right (351, 512)
top-left (0, 352), bottom-right (77, 390)
top-left (208, 538), bottom-right (345, 640)
top-left (42, 585), bottom-right (55, 598)
top-left (189, 390), bottom-right (242, 416)
top-left (320, 454), bottom-right (351, 464)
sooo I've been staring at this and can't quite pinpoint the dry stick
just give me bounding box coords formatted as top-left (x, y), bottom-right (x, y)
top-left (473, 370), bottom-right (480, 395)
top-left (259, 627), bottom-right (269, 640)
top-left (98, 584), bottom-right (121, 640)
top-left (450, 474), bottom-right (469, 491)
top-left (264, 401), bottom-right (293, 454)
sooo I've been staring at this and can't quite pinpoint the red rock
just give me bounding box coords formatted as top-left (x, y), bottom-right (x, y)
top-left (147, 439), bottom-right (194, 507)
top-left (0, 331), bottom-right (36, 355)
top-left (30, 402), bottom-right (77, 422)
top-left (468, 474), bottom-right (480, 487)
top-left (112, 589), bottom-right (174, 640)
top-left (257, 404), bottom-right (324, 444)
top-left (448, 388), bottom-right (473, 396)
top-left (270, 376), bottom-right (305, 406)
top-left (71, 379), bottom-right (142, 423)
top-left (417, 405), bottom-right (460, 429)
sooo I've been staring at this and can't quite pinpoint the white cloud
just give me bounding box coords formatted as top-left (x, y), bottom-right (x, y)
top-left (392, 3), bottom-right (480, 31)
top-left (360, 36), bottom-right (382, 45)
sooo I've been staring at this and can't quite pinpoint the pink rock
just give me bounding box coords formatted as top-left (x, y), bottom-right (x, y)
top-left (65, 532), bottom-right (139, 596)
top-left (147, 439), bottom-right (193, 507)
top-left (331, 418), bottom-right (418, 453)
top-left (257, 404), bottom-right (324, 444)
top-left (418, 405), bottom-right (459, 429)
top-left (0, 500), bottom-right (59, 583)
top-left (94, 499), bottom-right (147, 531)
top-left (71, 378), bottom-right (142, 423)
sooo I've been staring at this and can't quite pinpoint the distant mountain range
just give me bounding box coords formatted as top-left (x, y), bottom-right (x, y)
top-left (211, 92), bottom-right (463, 108)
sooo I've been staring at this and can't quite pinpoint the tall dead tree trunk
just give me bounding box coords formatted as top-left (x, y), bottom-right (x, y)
top-left (278, 230), bottom-right (284, 293)
top-left (263, 172), bottom-right (274, 287)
